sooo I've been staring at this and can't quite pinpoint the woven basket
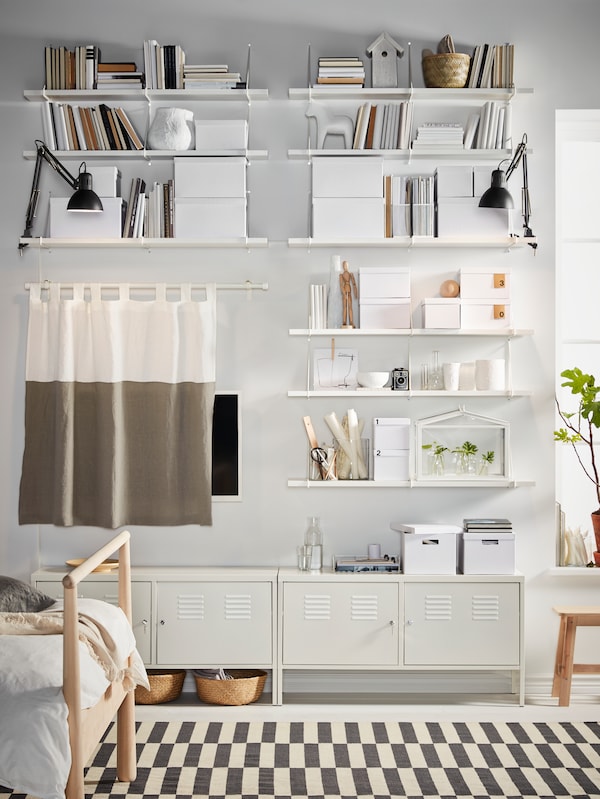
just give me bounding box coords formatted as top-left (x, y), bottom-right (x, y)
top-left (135, 669), bottom-right (186, 705)
top-left (422, 53), bottom-right (470, 88)
top-left (194, 669), bottom-right (267, 706)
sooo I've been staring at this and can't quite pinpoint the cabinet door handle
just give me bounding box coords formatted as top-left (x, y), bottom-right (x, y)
top-left (140, 619), bottom-right (148, 633)
top-left (160, 619), bottom-right (166, 625)
top-left (406, 619), bottom-right (414, 626)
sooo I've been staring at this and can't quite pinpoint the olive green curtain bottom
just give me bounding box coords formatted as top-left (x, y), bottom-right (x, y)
top-left (18, 379), bottom-right (215, 528)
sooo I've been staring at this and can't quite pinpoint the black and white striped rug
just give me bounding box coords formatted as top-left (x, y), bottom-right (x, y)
top-left (6, 719), bottom-right (600, 798)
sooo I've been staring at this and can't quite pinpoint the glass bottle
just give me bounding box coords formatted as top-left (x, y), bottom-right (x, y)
top-left (304, 516), bottom-right (323, 571)
top-left (428, 350), bottom-right (444, 390)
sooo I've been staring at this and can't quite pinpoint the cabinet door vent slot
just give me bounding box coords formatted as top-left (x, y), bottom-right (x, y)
top-left (224, 593), bottom-right (252, 620)
top-left (99, 593), bottom-right (118, 606)
top-left (176, 594), bottom-right (205, 620)
top-left (424, 594), bottom-right (452, 621)
top-left (351, 594), bottom-right (379, 620)
top-left (472, 594), bottom-right (500, 621)
top-left (303, 594), bottom-right (332, 620)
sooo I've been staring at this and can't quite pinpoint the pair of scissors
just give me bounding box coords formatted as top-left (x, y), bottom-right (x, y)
top-left (311, 447), bottom-right (337, 480)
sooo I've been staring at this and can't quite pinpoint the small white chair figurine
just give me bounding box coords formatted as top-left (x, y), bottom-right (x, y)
top-left (306, 102), bottom-right (354, 149)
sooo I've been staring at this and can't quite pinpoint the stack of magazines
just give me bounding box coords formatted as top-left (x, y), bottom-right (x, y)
top-left (463, 518), bottom-right (513, 533)
top-left (335, 555), bottom-right (399, 573)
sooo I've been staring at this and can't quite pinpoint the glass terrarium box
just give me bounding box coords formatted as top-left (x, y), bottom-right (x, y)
top-left (416, 407), bottom-right (510, 482)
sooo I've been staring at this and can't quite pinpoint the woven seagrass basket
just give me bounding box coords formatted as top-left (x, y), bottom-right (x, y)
top-left (422, 52), bottom-right (470, 88)
top-left (194, 669), bottom-right (267, 706)
top-left (135, 669), bottom-right (186, 704)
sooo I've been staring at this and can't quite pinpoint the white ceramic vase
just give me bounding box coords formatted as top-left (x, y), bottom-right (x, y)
top-left (147, 108), bottom-right (194, 150)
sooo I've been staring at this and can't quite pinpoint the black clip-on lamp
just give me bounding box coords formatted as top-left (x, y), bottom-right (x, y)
top-left (479, 132), bottom-right (537, 251)
top-left (19, 139), bottom-right (103, 250)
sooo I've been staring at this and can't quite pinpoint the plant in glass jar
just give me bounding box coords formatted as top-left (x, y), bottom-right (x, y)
top-left (555, 367), bottom-right (600, 565)
top-left (453, 440), bottom-right (478, 475)
top-left (478, 450), bottom-right (495, 476)
top-left (422, 441), bottom-right (448, 476)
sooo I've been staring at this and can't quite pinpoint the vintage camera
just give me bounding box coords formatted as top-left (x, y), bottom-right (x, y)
top-left (391, 367), bottom-right (409, 391)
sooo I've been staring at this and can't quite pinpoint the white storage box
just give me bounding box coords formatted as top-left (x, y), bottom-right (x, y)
top-left (421, 298), bottom-right (460, 329)
top-left (392, 524), bottom-right (463, 575)
top-left (374, 417), bottom-right (411, 450)
top-left (359, 298), bottom-right (411, 329)
top-left (373, 450), bottom-right (410, 481)
top-left (461, 299), bottom-right (511, 329)
top-left (87, 166), bottom-right (121, 198)
top-left (312, 197), bottom-right (383, 239)
top-left (312, 156), bottom-right (384, 198)
top-left (435, 166), bottom-right (474, 198)
top-left (460, 532), bottom-right (516, 574)
top-left (359, 267), bottom-right (410, 299)
top-left (50, 197), bottom-right (123, 237)
top-left (194, 120), bottom-right (248, 151)
top-left (436, 198), bottom-right (511, 237)
top-left (460, 267), bottom-right (511, 300)
top-left (174, 197), bottom-right (246, 238)
top-left (174, 156), bottom-right (246, 198)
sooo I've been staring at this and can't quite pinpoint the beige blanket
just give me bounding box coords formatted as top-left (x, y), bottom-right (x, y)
top-left (0, 605), bottom-right (136, 689)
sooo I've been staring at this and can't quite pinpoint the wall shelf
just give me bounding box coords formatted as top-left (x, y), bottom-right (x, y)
top-left (287, 478), bottom-right (534, 488)
top-left (25, 89), bottom-right (269, 103)
top-left (288, 236), bottom-right (536, 249)
top-left (19, 236), bottom-right (269, 249)
top-left (24, 149), bottom-right (269, 161)
top-left (288, 87), bottom-right (531, 102)
top-left (288, 389), bottom-right (531, 398)
top-left (290, 328), bottom-right (533, 338)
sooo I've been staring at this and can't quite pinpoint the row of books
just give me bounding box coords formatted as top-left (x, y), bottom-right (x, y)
top-left (40, 102), bottom-right (144, 152)
top-left (467, 43), bottom-right (515, 89)
top-left (44, 45), bottom-right (145, 90)
top-left (384, 174), bottom-right (435, 238)
top-left (315, 56), bottom-right (365, 87)
top-left (464, 101), bottom-right (512, 150)
top-left (412, 122), bottom-right (464, 151)
top-left (143, 40), bottom-right (185, 89)
top-left (123, 177), bottom-right (175, 238)
top-left (353, 101), bottom-right (413, 150)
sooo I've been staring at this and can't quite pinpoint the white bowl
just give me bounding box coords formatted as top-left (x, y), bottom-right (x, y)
top-left (357, 371), bottom-right (389, 389)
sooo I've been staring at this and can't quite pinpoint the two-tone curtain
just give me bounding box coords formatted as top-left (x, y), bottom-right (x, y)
top-left (19, 282), bottom-right (216, 527)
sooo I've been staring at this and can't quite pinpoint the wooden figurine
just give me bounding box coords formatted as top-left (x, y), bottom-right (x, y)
top-left (367, 32), bottom-right (405, 88)
top-left (340, 261), bottom-right (358, 328)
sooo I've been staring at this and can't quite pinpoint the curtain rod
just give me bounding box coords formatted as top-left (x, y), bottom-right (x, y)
top-left (25, 280), bottom-right (268, 292)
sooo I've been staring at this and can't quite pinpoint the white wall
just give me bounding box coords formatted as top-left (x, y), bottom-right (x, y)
top-left (2, 0), bottom-right (600, 687)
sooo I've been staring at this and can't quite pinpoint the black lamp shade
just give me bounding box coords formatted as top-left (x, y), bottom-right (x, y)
top-left (67, 170), bottom-right (103, 212)
top-left (478, 168), bottom-right (514, 209)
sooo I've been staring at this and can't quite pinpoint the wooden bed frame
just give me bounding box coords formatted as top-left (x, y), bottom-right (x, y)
top-left (61, 530), bottom-right (136, 799)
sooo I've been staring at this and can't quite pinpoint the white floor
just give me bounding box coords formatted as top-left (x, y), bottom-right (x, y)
top-left (136, 691), bottom-right (600, 724)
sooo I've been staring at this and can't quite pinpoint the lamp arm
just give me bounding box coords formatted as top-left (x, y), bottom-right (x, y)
top-left (504, 133), bottom-right (527, 180)
top-left (21, 140), bottom-right (79, 241)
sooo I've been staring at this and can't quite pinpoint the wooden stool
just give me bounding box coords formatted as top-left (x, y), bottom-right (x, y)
top-left (552, 605), bottom-right (600, 706)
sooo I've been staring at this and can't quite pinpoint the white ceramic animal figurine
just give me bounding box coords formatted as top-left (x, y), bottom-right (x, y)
top-left (305, 102), bottom-right (354, 149)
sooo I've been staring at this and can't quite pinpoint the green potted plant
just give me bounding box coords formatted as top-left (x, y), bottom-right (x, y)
top-left (554, 367), bottom-right (600, 565)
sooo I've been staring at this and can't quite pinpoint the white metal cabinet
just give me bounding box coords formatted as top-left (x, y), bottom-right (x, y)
top-left (156, 579), bottom-right (273, 666)
top-left (282, 580), bottom-right (399, 666)
top-left (35, 577), bottom-right (153, 664)
top-left (403, 580), bottom-right (520, 667)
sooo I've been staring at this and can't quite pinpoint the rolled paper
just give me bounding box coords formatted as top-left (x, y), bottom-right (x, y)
top-left (324, 411), bottom-right (353, 460)
top-left (347, 408), bottom-right (368, 479)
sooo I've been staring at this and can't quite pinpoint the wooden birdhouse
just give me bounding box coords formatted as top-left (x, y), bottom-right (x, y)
top-left (367, 32), bottom-right (405, 88)
top-left (415, 406), bottom-right (511, 483)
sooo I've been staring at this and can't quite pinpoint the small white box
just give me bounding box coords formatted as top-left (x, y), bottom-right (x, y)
top-left (436, 198), bottom-right (511, 237)
top-left (194, 120), bottom-right (248, 151)
top-left (460, 532), bottom-right (516, 574)
top-left (373, 417), bottom-right (411, 450)
top-left (392, 523), bottom-right (462, 575)
top-left (87, 166), bottom-right (121, 198)
top-left (312, 156), bottom-right (384, 198)
top-left (460, 267), bottom-right (511, 300)
top-left (312, 197), bottom-right (383, 239)
top-left (174, 197), bottom-right (246, 238)
top-left (50, 197), bottom-right (123, 237)
top-left (174, 156), bottom-right (246, 198)
top-left (421, 298), bottom-right (460, 329)
top-left (373, 450), bottom-right (410, 481)
top-left (359, 267), bottom-right (410, 299)
top-left (435, 166), bottom-right (474, 198)
top-left (359, 298), bottom-right (411, 329)
top-left (461, 299), bottom-right (511, 329)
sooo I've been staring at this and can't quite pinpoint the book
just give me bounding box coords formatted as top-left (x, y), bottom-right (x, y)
top-left (365, 105), bottom-right (377, 149)
top-left (115, 107), bottom-right (144, 150)
top-left (315, 76), bottom-right (365, 85)
top-left (98, 62), bottom-right (138, 72)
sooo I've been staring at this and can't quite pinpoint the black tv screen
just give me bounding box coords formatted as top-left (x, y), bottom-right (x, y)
top-left (212, 393), bottom-right (240, 498)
